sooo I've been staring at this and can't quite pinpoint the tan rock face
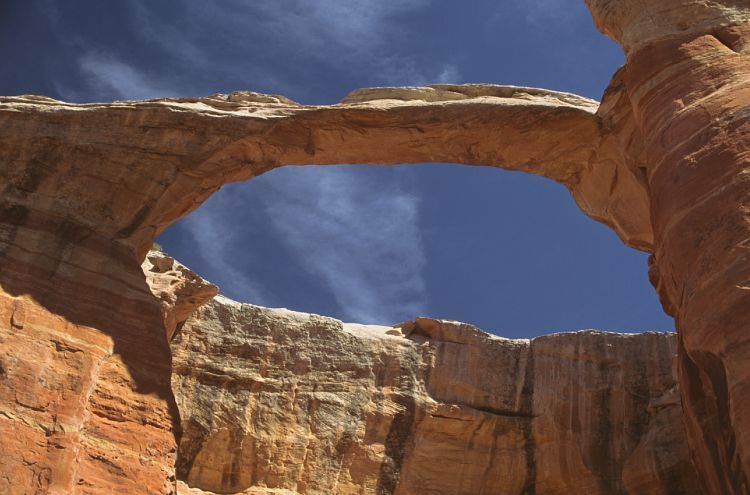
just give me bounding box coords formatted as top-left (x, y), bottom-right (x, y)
top-left (168, 281), bottom-right (698, 495)
top-left (584, 0), bottom-right (750, 53)
top-left (0, 84), bottom-right (637, 493)
top-left (0, 266), bottom-right (178, 494)
top-left (1, 0), bottom-right (749, 491)
top-left (0, 86), bottom-right (619, 493)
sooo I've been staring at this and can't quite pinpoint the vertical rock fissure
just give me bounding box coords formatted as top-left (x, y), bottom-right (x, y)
top-left (375, 393), bottom-right (418, 494)
top-left (680, 342), bottom-right (748, 494)
top-left (520, 345), bottom-right (536, 495)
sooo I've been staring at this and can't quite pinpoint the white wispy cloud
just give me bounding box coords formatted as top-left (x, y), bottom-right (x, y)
top-left (436, 64), bottom-right (461, 84)
top-left (180, 189), bottom-right (269, 303)
top-left (256, 166), bottom-right (426, 324)
top-left (75, 53), bottom-right (171, 101)
top-left (375, 59), bottom-right (462, 86)
top-left (245, 0), bottom-right (427, 54)
top-left (181, 166), bottom-right (427, 324)
top-left (129, 0), bottom-right (458, 92)
top-left (247, 0), bottom-right (461, 86)
top-left (176, 0), bottom-right (429, 59)
top-left (61, 0), bottom-right (460, 102)
top-left (501, 0), bottom-right (582, 28)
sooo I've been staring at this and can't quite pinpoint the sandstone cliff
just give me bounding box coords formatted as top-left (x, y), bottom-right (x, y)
top-left (139, 251), bottom-right (697, 495)
top-left (0, 0), bottom-right (749, 492)
top-left (0, 83), bottom-right (645, 494)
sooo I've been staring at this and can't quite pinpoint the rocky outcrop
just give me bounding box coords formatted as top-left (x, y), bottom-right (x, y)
top-left (586, 1), bottom-right (750, 492)
top-left (1, 0), bottom-right (749, 491)
top-left (168, 281), bottom-right (698, 495)
top-left (143, 251), bottom-right (218, 341)
top-left (0, 244), bottom-right (179, 493)
top-left (585, 0), bottom-right (750, 54)
top-left (0, 83), bottom-right (654, 492)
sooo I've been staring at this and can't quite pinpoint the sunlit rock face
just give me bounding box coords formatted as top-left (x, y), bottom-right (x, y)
top-left (0, 86), bottom-right (613, 494)
top-left (165, 257), bottom-right (698, 495)
top-left (0, 83), bottom-right (650, 493)
top-left (0, 241), bottom-right (179, 493)
top-left (585, 0), bottom-right (750, 53)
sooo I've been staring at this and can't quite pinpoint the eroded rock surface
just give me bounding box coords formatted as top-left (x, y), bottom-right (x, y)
top-left (167, 277), bottom-right (698, 495)
top-left (586, 2), bottom-right (750, 491)
top-left (143, 251), bottom-right (219, 341)
top-left (0, 82), bottom-right (633, 494)
top-left (0, 248), bottom-right (179, 494)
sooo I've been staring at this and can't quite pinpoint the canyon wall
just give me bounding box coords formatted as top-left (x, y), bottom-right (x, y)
top-left (144, 251), bottom-right (698, 495)
top-left (0, 0), bottom-right (748, 492)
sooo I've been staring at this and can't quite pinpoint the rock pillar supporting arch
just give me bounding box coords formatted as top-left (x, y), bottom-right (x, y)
top-left (586, 0), bottom-right (750, 492)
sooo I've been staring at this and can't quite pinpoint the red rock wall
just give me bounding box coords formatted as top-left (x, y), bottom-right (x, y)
top-left (586, 1), bottom-right (750, 490)
top-left (166, 282), bottom-right (698, 495)
top-left (0, 88), bottom-right (615, 493)
top-left (636, 30), bottom-right (750, 493)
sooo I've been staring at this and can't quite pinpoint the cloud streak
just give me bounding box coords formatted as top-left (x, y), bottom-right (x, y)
top-left (131, 0), bottom-right (458, 94)
top-left (180, 190), bottom-right (269, 304)
top-left (77, 54), bottom-right (170, 101)
top-left (257, 166), bottom-right (427, 324)
top-left (59, 0), bottom-right (461, 102)
top-left (180, 166), bottom-right (427, 325)
top-left (498, 0), bottom-right (587, 29)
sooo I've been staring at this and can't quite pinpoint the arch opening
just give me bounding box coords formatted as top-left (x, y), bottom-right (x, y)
top-left (155, 165), bottom-right (687, 495)
top-left (157, 162), bottom-right (672, 338)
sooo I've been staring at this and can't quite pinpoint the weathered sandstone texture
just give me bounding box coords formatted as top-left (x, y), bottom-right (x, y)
top-left (157, 251), bottom-right (697, 495)
top-left (586, 1), bottom-right (750, 492)
top-left (136, 250), bottom-right (702, 494)
top-left (0, 0), bottom-right (748, 492)
top-left (0, 83), bottom-right (650, 493)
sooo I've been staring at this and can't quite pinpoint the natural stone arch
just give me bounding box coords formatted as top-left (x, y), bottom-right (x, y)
top-left (0, 83), bottom-right (654, 493)
top-left (0, 83), bottom-right (651, 264)
top-left (1, 0), bottom-right (750, 491)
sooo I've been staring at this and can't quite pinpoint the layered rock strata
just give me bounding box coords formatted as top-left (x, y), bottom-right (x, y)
top-left (167, 269), bottom-right (698, 495)
top-left (586, 1), bottom-right (750, 491)
top-left (0, 83), bottom-right (650, 492)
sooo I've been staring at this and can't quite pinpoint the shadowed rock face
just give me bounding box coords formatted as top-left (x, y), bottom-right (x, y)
top-left (165, 273), bottom-right (699, 495)
top-left (0, 0), bottom-right (749, 492)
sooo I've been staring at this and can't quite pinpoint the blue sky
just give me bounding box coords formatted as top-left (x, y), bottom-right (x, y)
top-left (2, 0), bottom-right (675, 336)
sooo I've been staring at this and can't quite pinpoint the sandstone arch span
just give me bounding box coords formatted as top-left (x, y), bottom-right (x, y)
top-left (0, 82), bottom-right (651, 262)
